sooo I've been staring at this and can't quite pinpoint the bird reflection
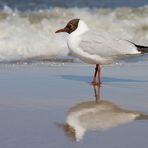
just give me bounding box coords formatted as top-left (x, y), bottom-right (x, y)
top-left (56, 85), bottom-right (148, 141)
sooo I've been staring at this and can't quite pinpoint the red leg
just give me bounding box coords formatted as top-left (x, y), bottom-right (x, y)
top-left (91, 64), bottom-right (98, 84)
top-left (97, 64), bottom-right (101, 85)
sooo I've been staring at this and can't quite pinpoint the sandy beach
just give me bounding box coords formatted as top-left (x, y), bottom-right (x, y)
top-left (0, 63), bottom-right (147, 148)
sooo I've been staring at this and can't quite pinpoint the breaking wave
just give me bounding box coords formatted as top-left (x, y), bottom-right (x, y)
top-left (0, 6), bottom-right (148, 63)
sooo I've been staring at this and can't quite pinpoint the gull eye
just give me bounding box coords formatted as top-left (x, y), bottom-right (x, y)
top-left (68, 24), bottom-right (73, 29)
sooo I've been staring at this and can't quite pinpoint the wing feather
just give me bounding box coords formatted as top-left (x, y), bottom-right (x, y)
top-left (79, 30), bottom-right (138, 58)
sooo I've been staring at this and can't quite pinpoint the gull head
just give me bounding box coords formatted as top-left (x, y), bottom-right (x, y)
top-left (55, 18), bottom-right (88, 34)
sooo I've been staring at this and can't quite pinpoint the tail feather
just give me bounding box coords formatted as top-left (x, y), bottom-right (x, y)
top-left (136, 44), bottom-right (148, 53)
top-left (127, 40), bottom-right (148, 53)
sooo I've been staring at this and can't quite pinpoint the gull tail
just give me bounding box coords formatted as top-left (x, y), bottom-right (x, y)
top-left (128, 41), bottom-right (148, 53)
top-left (136, 44), bottom-right (148, 53)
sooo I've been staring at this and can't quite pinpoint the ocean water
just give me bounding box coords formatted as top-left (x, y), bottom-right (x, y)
top-left (0, 0), bottom-right (148, 9)
top-left (0, 0), bottom-right (147, 63)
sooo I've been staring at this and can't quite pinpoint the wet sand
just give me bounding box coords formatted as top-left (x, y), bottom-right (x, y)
top-left (0, 63), bottom-right (148, 148)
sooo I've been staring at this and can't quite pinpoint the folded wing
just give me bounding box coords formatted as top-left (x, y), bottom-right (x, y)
top-left (79, 30), bottom-right (139, 58)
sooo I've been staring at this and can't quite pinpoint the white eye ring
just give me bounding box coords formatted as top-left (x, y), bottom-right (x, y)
top-left (69, 24), bottom-right (73, 29)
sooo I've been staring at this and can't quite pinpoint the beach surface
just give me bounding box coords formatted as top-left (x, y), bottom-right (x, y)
top-left (0, 63), bottom-right (148, 148)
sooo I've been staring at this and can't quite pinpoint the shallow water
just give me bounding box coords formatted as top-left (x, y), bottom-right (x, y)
top-left (0, 63), bottom-right (148, 148)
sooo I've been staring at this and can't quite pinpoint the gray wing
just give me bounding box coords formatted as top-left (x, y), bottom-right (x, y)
top-left (79, 30), bottom-right (139, 58)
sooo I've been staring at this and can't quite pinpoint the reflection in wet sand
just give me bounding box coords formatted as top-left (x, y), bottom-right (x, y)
top-left (57, 85), bottom-right (148, 141)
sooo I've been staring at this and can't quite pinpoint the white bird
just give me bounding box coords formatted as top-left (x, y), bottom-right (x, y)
top-left (55, 19), bottom-right (148, 85)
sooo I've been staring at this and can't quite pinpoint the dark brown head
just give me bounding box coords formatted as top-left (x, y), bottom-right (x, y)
top-left (55, 19), bottom-right (80, 34)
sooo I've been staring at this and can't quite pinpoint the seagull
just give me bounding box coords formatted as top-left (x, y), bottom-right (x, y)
top-left (55, 18), bottom-right (148, 85)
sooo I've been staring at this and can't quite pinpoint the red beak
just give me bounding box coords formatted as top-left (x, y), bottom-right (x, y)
top-left (55, 28), bottom-right (67, 33)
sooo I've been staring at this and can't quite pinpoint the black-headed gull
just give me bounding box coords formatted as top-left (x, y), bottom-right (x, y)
top-left (55, 19), bottom-right (148, 85)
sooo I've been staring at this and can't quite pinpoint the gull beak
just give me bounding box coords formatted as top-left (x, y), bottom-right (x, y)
top-left (55, 28), bottom-right (67, 33)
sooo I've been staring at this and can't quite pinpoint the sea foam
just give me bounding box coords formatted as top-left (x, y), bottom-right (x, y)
top-left (0, 6), bottom-right (147, 62)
